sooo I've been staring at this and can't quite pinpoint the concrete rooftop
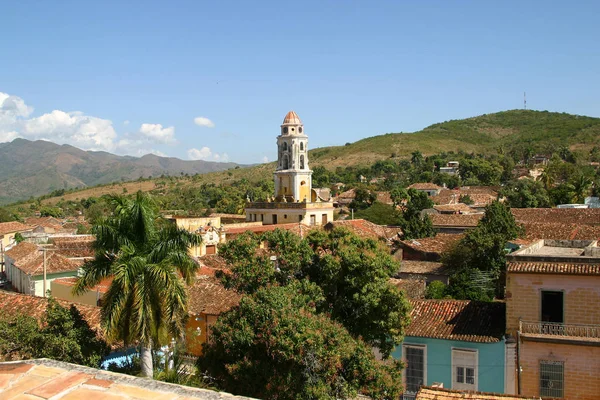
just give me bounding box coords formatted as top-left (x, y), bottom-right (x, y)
top-left (0, 359), bottom-right (257, 400)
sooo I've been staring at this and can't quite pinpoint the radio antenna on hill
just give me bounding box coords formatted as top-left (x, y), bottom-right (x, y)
top-left (524, 92), bottom-right (527, 110)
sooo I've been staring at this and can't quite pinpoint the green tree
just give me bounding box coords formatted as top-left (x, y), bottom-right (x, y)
top-left (0, 298), bottom-right (110, 367)
top-left (198, 282), bottom-right (404, 400)
top-left (425, 280), bottom-right (448, 299)
top-left (218, 228), bottom-right (411, 358)
top-left (458, 194), bottom-right (474, 205)
top-left (74, 191), bottom-right (201, 378)
top-left (411, 150), bottom-right (424, 166)
top-left (0, 208), bottom-right (16, 223)
top-left (500, 179), bottom-right (551, 208)
top-left (400, 189), bottom-right (435, 240)
top-left (572, 173), bottom-right (593, 203)
top-left (443, 201), bottom-right (522, 300)
top-left (40, 206), bottom-right (63, 218)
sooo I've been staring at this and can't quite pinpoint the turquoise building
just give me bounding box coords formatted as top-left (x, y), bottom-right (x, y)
top-left (393, 300), bottom-right (507, 399)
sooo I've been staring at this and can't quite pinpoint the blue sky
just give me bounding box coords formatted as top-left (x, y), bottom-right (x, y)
top-left (1, 1), bottom-right (599, 164)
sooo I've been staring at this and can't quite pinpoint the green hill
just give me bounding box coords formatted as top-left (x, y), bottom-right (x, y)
top-left (6, 109), bottom-right (600, 208)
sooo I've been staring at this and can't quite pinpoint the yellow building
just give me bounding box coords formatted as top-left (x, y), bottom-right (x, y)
top-left (245, 111), bottom-right (334, 226)
top-left (505, 239), bottom-right (600, 399)
top-left (168, 216), bottom-right (225, 256)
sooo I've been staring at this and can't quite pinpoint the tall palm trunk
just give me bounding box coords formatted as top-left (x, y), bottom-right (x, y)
top-left (140, 343), bottom-right (153, 378)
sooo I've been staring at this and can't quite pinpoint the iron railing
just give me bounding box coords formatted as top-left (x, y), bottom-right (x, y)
top-left (520, 320), bottom-right (600, 338)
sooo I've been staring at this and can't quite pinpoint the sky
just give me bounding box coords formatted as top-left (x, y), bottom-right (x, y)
top-left (1, 1), bottom-right (599, 164)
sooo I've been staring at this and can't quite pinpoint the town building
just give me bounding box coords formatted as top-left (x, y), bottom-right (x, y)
top-left (408, 183), bottom-right (443, 197)
top-left (394, 300), bottom-right (509, 399)
top-left (439, 161), bottom-right (460, 175)
top-left (394, 234), bottom-right (463, 262)
top-left (396, 260), bottom-right (450, 285)
top-left (168, 216), bottom-right (225, 256)
top-left (4, 242), bottom-right (82, 297)
top-left (505, 239), bottom-right (600, 399)
top-left (245, 111), bottom-right (334, 226)
top-left (415, 386), bottom-right (544, 400)
top-left (0, 221), bottom-right (33, 270)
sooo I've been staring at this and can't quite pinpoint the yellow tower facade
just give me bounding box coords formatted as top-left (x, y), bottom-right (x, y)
top-left (245, 111), bottom-right (334, 226)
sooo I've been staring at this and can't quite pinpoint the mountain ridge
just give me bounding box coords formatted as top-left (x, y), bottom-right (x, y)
top-left (0, 138), bottom-right (243, 204)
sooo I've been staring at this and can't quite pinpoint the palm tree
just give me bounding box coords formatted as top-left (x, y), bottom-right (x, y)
top-left (411, 150), bottom-right (423, 166)
top-left (74, 191), bottom-right (201, 378)
top-left (572, 174), bottom-right (593, 204)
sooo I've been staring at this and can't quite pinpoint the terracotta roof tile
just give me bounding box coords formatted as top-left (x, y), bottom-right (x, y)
top-left (511, 208), bottom-right (600, 225)
top-left (406, 300), bottom-right (505, 343)
top-left (0, 221), bottom-right (33, 235)
top-left (416, 386), bottom-right (545, 399)
top-left (431, 214), bottom-right (483, 227)
top-left (409, 183), bottom-right (442, 190)
top-left (507, 261), bottom-right (600, 275)
top-left (398, 234), bottom-right (463, 255)
top-left (5, 242), bottom-right (39, 262)
top-left (14, 252), bottom-right (80, 276)
top-left (0, 291), bottom-right (102, 333)
top-left (188, 276), bottom-right (241, 315)
top-left (433, 188), bottom-right (498, 207)
top-left (49, 236), bottom-right (95, 258)
top-left (433, 203), bottom-right (476, 213)
top-left (390, 278), bottom-right (425, 299)
top-left (400, 261), bottom-right (449, 275)
top-left (325, 219), bottom-right (402, 242)
top-left (224, 223), bottom-right (314, 238)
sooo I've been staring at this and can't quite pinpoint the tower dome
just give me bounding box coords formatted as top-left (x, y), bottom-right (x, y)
top-left (282, 111), bottom-right (302, 125)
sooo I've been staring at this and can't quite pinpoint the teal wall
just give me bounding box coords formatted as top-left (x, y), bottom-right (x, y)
top-left (33, 271), bottom-right (79, 297)
top-left (392, 336), bottom-right (505, 394)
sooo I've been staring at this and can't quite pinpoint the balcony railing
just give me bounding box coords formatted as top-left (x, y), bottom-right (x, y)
top-left (520, 320), bottom-right (600, 339)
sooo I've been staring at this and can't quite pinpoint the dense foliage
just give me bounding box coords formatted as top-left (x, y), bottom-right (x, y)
top-left (0, 298), bottom-right (109, 367)
top-left (199, 282), bottom-right (404, 400)
top-left (204, 228), bottom-right (411, 398)
top-left (442, 201), bottom-right (523, 301)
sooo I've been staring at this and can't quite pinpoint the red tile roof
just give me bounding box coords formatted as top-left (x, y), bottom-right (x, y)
top-left (409, 183), bottom-right (442, 190)
top-left (325, 219), bottom-right (402, 242)
top-left (433, 188), bottom-right (498, 207)
top-left (5, 242), bottom-right (39, 262)
top-left (433, 203), bottom-right (476, 213)
top-left (390, 278), bottom-right (425, 299)
top-left (398, 234), bottom-right (463, 255)
top-left (0, 290), bottom-right (102, 333)
top-left (511, 208), bottom-right (600, 225)
top-left (431, 214), bottom-right (483, 227)
top-left (49, 236), bottom-right (96, 258)
top-left (0, 221), bottom-right (33, 235)
top-left (507, 261), bottom-right (600, 276)
top-left (406, 300), bottom-right (505, 343)
top-left (188, 276), bottom-right (241, 315)
top-left (14, 252), bottom-right (81, 276)
top-left (400, 260), bottom-right (448, 275)
top-left (416, 386), bottom-right (544, 400)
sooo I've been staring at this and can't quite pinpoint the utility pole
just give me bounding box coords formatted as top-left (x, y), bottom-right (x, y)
top-left (351, 208), bottom-right (354, 220)
top-left (42, 248), bottom-right (47, 298)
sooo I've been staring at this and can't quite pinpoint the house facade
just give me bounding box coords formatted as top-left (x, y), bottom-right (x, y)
top-left (168, 216), bottom-right (225, 257)
top-left (0, 221), bottom-right (33, 270)
top-left (505, 239), bottom-right (600, 399)
top-left (5, 242), bottom-right (81, 297)
top-left (393, 300), bottom-right (509, 399)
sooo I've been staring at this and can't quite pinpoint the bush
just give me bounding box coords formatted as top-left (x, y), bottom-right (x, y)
top-left (425, 281), bottom-right (448, 299)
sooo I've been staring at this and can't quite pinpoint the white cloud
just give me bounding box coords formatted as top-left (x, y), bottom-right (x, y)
top-left (139, 123), bottom-right (176, 144)
top-left (193, 116), bottom-right (215, 128)
top-left (188, 147), bottom-right (229, 162)
top-left (262, 156), bottom-right (269, 163)
top-left (22, 110), bottom-right (117, 151)
top-left (0, 91), bottom-right (180, 158)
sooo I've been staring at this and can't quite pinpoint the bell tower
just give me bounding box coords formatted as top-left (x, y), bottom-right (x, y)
top-left (274, 111), bottom-right (312, 202)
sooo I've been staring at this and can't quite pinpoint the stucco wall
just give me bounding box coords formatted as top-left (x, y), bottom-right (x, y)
top-left (519, 341), bottom-right (600, 400)
top-left (32, 271), bottom-right (79, 297)
top-left (51, 280), bottom-right (99, 306)
top-left (393, 336), bottom-right (505, 394)
top-left (506, 273), bottom-right (600, 335)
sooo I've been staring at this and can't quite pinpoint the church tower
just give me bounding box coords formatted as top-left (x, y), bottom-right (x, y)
top-left (274, 111), bottom-right (312, 202)
top-left (244, 111), bottom-right (334, 226)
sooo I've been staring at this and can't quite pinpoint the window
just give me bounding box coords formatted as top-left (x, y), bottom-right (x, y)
top-left (283, 155), bottom-right (289, 169)
top-left (300, 142), bottom-right (304, 150)
top-left (283, 142), bottom-right (288, 151)
top-left (321, 214), bottom-right (328, 224)
top-left (452, 349), bottom-right (477, 390)
top-left (541, 291), bottom-right (564, 323)
top-left (540, 361), bottom-right (564, 398)
top-left (299, 127), bottom-right (303, 133)
top-left (283, 127), bottom-right (288, 134)
top-left (310, 214), bottom-right (316, 226)
top-left (300, 155), bottom-right (305, 169)
top-left (273, 215), bottom-right (278, 224)
top-left (404, 345), bottom-right (426, 396)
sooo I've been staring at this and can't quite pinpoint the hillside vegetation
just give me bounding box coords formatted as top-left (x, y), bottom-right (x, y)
top-left (6, 109), bottom-right (600, 209)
